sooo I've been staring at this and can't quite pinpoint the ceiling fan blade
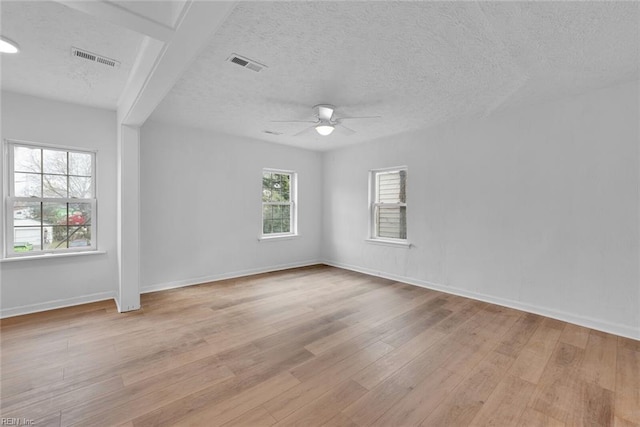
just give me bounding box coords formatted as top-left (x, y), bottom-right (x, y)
top-left (294, 125), bottom-right (316, 136)
top-left (338, 116), bottom-right (381, 120)
top-left (336, 123), bottom-right (356, 135)
top-left (271, 120), bottom-right (318, 123)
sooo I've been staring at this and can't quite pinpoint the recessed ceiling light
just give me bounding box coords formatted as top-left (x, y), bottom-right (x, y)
top-left (0, 36), bottom-right (19, 54)
top-left (315, 125), bottom-right (335, 136)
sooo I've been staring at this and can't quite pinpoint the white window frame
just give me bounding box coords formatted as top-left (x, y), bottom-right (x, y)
top-left (261, 168), bottom-right (297, 239)
top-left (369, 166), bottom-right (408, 243)
top-left (260, 168), bottom-right (298, 240)
top-left (3, 139), bottom-right (97, 258)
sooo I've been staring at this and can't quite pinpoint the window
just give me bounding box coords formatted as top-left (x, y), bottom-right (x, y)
top-left (5, 140), bottom-right (96, 257)
top-left (262, 169), bottom-right (296, 236)
top-left (370, 167), bottom-right (407, 241)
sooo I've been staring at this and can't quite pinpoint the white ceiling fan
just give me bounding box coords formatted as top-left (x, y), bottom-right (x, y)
top-left (272, 104), bottom-right (381, 136)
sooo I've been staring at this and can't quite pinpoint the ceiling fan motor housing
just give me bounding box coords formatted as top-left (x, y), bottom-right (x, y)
top-left (314, 104), bottom-right (335, 122)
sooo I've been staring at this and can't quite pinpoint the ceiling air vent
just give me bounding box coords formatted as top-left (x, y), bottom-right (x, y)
top-left (227, 54), bottom-right (267, 72)
top-left (71, 47), bottom-right (120, 68)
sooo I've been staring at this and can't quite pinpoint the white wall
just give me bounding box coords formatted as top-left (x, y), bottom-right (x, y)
top-left (2, 83), bottom-right (638, 341)
top-left (139, 121), bottom-right (323, 292)
top-left (322, 80), bottom-right (640, 339)
top-left (0, 92), bottom-right (119, 316)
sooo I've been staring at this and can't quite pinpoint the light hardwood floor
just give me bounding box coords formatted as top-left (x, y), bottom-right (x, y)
top-left (1, 265), bottom-right (638, 426)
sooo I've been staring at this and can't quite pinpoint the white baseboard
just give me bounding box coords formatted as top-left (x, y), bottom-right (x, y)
top-left (114, 293), bottom-right (121, 313)
top-left (4, 260), bottom-right (637, 342)
top-left (323, 259), bottom-right (640, 341)
top-left (0, 291), bottom-right (116, 319)
top-left (141, 260), bottom-right (323, 294)
top-left (0, 261), bottom-right (321, 319)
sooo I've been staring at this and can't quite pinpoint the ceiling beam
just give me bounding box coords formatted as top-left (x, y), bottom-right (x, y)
top-left (55, 0), bottom-right (175, 42)
top-left (117, 35), bottom-right (166, 124)
top-left (117, 1), bottom-right (237, 126)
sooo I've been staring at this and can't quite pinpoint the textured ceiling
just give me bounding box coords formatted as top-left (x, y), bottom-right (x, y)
top-left (108, 1), bottom-right (177, 28)
top-left (0, 1), bottom-right (144, 109)
top-left (150, 1), bottom-right (639, 151)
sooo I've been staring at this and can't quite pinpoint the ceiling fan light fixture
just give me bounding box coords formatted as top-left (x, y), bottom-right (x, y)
top-left (0, 36), bottom-right (19, 54)
top-left (315, 124), bottom-right (334, 136)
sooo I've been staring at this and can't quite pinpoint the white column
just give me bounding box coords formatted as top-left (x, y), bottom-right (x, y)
top-left (116, 124), bottom-right (141, 312)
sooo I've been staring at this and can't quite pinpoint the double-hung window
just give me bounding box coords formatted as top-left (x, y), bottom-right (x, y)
top-left (5, 140), bottom-right (96, 257)
top-left (370, 167), bottom-right (407, 241)
top-left (262, 169), bottom-right (296, 237)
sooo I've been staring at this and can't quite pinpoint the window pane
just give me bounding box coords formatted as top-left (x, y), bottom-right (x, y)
top-left (263, 204), bottom-right (290, 234)
top-left (13, 201), bottom-right (42, 251)
top-left (13, 227), bottom-right (40, 253)
top-left (263, 204), bottom-right (273, 234)
top-left (262, 173), bottom-right (272, 202)
top-left (262, 173), bottom-right (290, 202)
top-left (68, 226), bottom-right (91, 248)
top-left (277, 205), bottom-right (290, 233)
top-left (42, 202), bottom-right (67, 248)
top-left (43, 174), bottom-right (68, 198)
top-left (42, 229), bottom-right (56, 249)
top-left (263, 204), bottom-right (275, 234)
top-left (262, 188), bottom-right (272, 202)
top-left (43, 202), bottom-right (67, 226)
top-left (377, 171), bottom-right (406, 203)
top-left (69, 152), bottom-right (92, 176)
top-left (13, 201), bottom-right (40, 221)
top-left (69, 176), bottom-right (92, 198)
top-left (42, 225), bottom-right (53, 249)
top-left (263, 204), bottom-right (273, 220)
top-left (50, 226), bottom-right (68, 249)
top-left (43, 149), bottom-right (67, 175)
top-left (376, 205), bottom-right (407, 239)
top-left (14, 146), bottom-right (41, 173)
top-left (14, 172), bottom-right (42, 197)
top-left (69, 202), bottom-right (91, 225)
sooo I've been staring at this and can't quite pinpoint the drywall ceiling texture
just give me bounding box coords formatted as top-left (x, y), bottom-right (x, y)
top-left (150, 1), bottom-right (639, 151)
top-left (108, 0), bottom-right (178, 28)
top-left (0, 1), bottom-right (144, 109)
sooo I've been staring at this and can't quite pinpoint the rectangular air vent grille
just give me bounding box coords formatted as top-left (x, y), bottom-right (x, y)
top-left (71, 47), bottom-right (120, 68)
top-left (227, 54), bottom-right (267, 72)
top-left (231, 56), bottom-right (249, 67)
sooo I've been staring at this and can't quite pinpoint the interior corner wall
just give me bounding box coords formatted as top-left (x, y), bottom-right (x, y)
top-left (322, 80), bottom-right (640, 339)
top-left (139, 121), bottom-right (323, 292)
top-left (0, 91), bottom-right (119, 316)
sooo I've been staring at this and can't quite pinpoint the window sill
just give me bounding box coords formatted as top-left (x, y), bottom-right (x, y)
top-left (365, 238), bottom-right (412, 248)
top-left (0, 250), bottom-right (107, 263)
top-left (258, 234), bottom-right (300, 242)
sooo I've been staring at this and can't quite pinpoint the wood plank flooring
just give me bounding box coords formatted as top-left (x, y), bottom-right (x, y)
top-left (1, 265), bottom-right (638, 426)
